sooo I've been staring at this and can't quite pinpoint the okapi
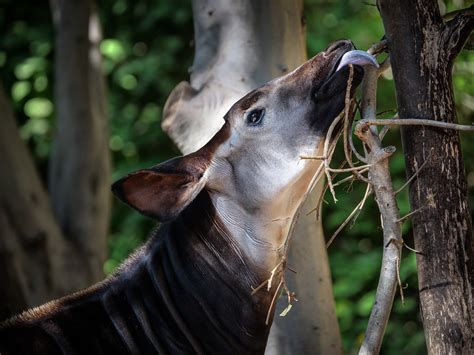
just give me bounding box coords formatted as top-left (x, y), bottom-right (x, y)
top-left (0, 40), bottom-right (377, 354)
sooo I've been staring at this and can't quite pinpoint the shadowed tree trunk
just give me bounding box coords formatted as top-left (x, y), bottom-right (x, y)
top-left (162, 1), bottom-right (342, 353)
top-left (0, 84), bottom-right (68, 320)
top-left (379, 1), bottom-right (473, 353)
top-left (49, 0), bottom-right (110, 286)
top-left (0, 0), bottom-right (109, 321)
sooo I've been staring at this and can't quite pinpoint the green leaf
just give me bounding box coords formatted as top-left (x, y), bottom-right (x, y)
top-left (24, 97), bottom-right (53, 118)
top-left (14, 57), bottom-right (46, 80)
top-left (11, 81), bottom-right (31, 102)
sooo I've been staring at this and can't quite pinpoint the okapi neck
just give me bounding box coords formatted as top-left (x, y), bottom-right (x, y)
top-left (144, 190), bottom-right (279, 352)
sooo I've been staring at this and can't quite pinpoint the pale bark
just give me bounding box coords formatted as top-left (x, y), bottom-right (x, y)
top-left (380, 1), bottom-right (473, 353)
top-left (49, 0), bottom-right (110, 285)
top-left (162, 1), bottom-right (342, 353)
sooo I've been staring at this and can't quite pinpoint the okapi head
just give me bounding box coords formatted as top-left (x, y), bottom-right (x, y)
top-left (112, 40), bottom-right (375, 269)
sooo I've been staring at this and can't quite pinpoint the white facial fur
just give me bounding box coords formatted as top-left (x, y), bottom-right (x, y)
top-left (205, 77), bottom-right (325, 270)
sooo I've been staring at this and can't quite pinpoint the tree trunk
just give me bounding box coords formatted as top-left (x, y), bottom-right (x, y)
top-left (49, 0), bottom-right (110, 286)
top-left (162, 1), bottom-right (342, 353)
top-left (0, 0), bottom-right (109, 321)
top-left (379, 1), bottom-right (473, 353)
top-left (0, 84), bottom-right (67, 320)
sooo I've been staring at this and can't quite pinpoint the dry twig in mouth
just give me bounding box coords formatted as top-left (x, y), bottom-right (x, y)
top-left (344, 64), bottom-right (371, 182)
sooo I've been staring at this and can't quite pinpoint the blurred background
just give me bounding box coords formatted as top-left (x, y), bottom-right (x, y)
top-left (0, 0), bottom-right (472, 353)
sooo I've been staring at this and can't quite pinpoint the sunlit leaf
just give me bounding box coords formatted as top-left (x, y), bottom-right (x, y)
top-left (119, 73), bottom-right (137, 90)
top-left (24, 97), bottom-right (53, 118)
top-left (14, 57), bottom-right (46, 80)
top-left (109, 135), bottom-right (124, 151)
top-left (11, 81), bottom-right (31, 102)
top-left (100, 38), bottom-right (127, 63)
top-left (34, 75), bottom-right (48, 92)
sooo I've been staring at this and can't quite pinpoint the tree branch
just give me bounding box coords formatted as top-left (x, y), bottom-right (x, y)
top-left (442, 5), bottom-right (474, 61)
top-left (351, 48), bottom-right (404, 355)
top-left (49, 0), bottom-right (110, 285)
top-left (358, 117), bottom-right (474, 131)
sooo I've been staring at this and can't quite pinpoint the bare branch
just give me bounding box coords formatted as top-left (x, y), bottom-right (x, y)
top-left (442, 5), bottom-right (474, 60)
top-left (358, 118), bottom-right (474, 131)
top-left (356, 50), bottom-right (404, 355)
top-left (443, 6), bottom-right (474, 21)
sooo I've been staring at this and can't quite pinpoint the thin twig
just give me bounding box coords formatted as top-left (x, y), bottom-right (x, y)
top-left (300, 155), bottom-right (325, 160)
top-left (396, 255), bottom-right (404, 305)
top-left (283, 157), bottom-right (327, 254)
top-left (403, 241), bottom-right (422, 254)
top-left (328, 164), bottom-right (372, 173)
top-left (323, 112), bottom-right (345, 202)
top-left (251, 280), bottom-right (267, 295)
top-left (379, 125), bottom-right (390, 140)
top-left (265, 279), bottom-right (283, 325)
top-left (394, 149), bottom-right (433, 194)
top-left (326, 183), bottom-right (372, 247)
top-left (396, 206), bottom-right (424, 224)
top-left (267, 259), bottom-right (284, 291)
top-left (349, 127), bottom-right (369, 163)
top-left (332, 170), bottom-right (367, 187)
top-left (307, 161), bottom-right (349, 218)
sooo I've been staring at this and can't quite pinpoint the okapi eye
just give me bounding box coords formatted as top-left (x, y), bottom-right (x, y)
top-left (246, 108), bottom-right (265, 126)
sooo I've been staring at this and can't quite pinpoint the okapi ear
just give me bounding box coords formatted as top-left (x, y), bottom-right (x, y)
top-left (111, 155), bottom-right (208, 222)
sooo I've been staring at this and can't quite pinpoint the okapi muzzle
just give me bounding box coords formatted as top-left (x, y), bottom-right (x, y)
top-left (0, 40), bottom-right (377, 354)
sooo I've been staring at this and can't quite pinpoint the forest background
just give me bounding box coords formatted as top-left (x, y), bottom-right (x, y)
top-left (0, 0), bottom-right (472, 353)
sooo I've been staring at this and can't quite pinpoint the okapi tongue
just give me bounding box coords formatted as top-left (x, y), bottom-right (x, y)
top-left (336, 50), bottom-right (379, 71)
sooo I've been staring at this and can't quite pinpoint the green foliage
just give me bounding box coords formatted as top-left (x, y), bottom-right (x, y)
top-left (0, 0), bottom-right (472, 353)
top-left (98, 0), bottom-right (194, 272)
